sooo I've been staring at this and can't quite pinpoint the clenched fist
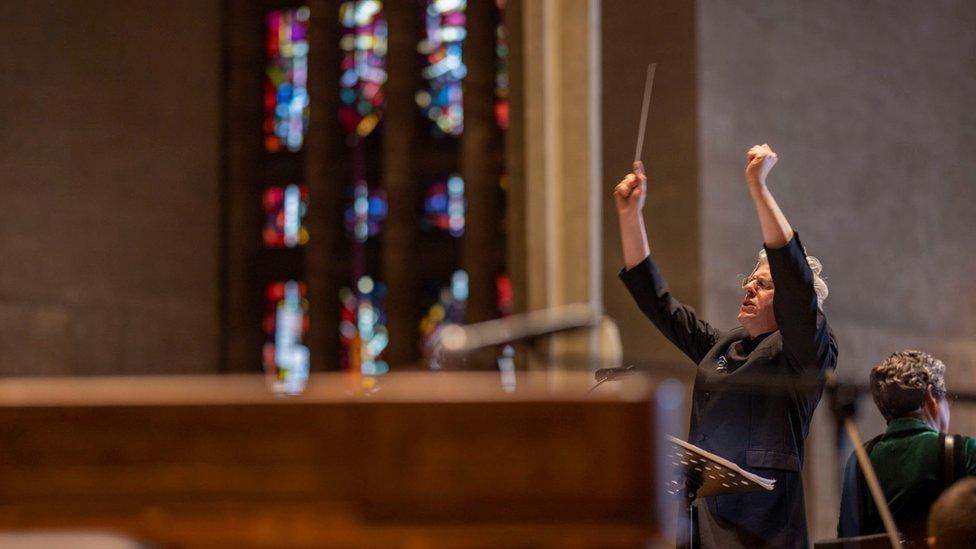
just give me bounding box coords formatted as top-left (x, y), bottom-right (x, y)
top-left (745, 144), bottom-right (778, 188)
top-left (613, 161), bottom-right (647, 218)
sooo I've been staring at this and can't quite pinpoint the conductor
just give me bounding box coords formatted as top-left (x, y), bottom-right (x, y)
top-left (614, 145), bottom-right (837, 548)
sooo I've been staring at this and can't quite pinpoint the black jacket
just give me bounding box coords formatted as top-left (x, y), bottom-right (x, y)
top-left (620, 234), bottom-right (837, 548)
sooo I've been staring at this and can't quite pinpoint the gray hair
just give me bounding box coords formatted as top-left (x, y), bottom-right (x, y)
top-left (754, 250), bottom-right (829, 307)
top-left (870, 349), bottom-right (947, 422)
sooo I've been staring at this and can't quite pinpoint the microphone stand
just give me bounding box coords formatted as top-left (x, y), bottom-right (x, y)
top-left (435, 303), bottom-right (611, 372)
top-left (587, 365), bottom-right (638, 395)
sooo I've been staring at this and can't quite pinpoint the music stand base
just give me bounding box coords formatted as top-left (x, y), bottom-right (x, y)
top-left (684, 478), bottom-right (702, 549)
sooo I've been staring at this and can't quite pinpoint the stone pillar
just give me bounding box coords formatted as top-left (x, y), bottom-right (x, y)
top-left (518, 0), bottom-right (604, 367)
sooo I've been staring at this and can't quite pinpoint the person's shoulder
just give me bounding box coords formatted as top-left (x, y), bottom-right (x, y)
top-left (875, 425), bottom-right (939, 453)
top-left (904, 428), bottom-right (941, 445)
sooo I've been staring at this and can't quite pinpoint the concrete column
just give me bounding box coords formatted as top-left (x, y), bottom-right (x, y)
top-left (519, 0), bottom-right (603, 367)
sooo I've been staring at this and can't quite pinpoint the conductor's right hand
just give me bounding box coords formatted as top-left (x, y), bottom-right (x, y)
top-left (614, 161), bottom-right (647, 218)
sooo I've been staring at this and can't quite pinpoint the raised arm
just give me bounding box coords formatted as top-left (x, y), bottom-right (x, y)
top-left (614, 161), bottom-right (651, 269)
top-left (745, 144), bottom-right (794, 248)
top-left (745, 145), bottom-right (836, 371)
top-left (614, 162), bottom-right (720, 364)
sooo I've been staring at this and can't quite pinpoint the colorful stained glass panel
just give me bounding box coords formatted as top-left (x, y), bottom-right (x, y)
top-left (263, 280), bottom-right (310, 394)
top-left (339, 276), bottom-right (389, 376)
top-left (262, 184), bottom-right (309, 248)
top-left (264, 7), bottom-right (311, 153)
top-left (421, 174), bottom-right (464, 236)
top-left (416, 0), bottom-right (467, 137)
top-left (495, 0), bottom-right (509, 129)
top-left (339, 1), bottom-right (388, 140)
top-left (343, 181), bottom-right (388, 242)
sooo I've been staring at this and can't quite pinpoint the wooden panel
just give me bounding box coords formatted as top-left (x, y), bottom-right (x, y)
top-left (0, 372), bottom-right (675, 547)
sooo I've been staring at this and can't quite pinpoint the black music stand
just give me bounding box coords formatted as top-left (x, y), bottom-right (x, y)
top-left (665, 436), bottom-right (775, 548)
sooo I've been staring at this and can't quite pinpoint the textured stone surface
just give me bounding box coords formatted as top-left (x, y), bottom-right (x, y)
top-left (0, 0), bottom-right (221, 375)
top-left (697, 0), bottom-right (976, 539)
top-left (601, 0), bottom-right (976, 540)
top-left (601, 0), bottom-right (702, 371)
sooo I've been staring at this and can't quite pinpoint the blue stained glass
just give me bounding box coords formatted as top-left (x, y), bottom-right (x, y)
top-left (421, 173), bottom-right (465, 237)
top-left (264, 7), bottom-right (311, 153)
top-left (417, 0), bottom-right (467, 137)
top-left (263, 280), bottom-right (310, 394)
top-left (262, 184), bottom-right (309, 248)
top-left (339, 1), bottom-right (388, 140)
top-left (339, 277), bottom-right (390, 376)
top-left (343, 182), bottom-right (388, 242)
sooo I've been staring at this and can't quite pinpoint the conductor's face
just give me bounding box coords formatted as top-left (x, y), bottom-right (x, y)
top-left (737, 265), bottom-right (778, 337)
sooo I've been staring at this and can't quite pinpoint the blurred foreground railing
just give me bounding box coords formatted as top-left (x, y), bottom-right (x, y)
top-left (0, 371), bottom-right (683, 548)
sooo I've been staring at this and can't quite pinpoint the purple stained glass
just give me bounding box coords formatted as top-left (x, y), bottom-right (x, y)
top-left (264, 6), bottom-right (311, 153)
top-left (339, 1), bottom-right (388, 140)
top-left (415, 0), bottom-right (466, 137)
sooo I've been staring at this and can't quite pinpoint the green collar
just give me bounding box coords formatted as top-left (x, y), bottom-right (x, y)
top-left (885, 416), bottom-right (936, 436)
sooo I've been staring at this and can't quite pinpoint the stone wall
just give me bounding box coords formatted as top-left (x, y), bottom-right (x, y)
top-left (0, 0), bottom-right (221, 375)
top-left (697, 0), bottom-right (976, 539)
top-left (601, 0), bottom-right (976, 541)
top-left (601, 0), bottom-right (702, 373)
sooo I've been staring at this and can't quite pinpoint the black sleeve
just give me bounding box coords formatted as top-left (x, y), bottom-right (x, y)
top-left (618, 256), bottom-right (721, 364)
top-left (765, 233), bottom-right (838, 375)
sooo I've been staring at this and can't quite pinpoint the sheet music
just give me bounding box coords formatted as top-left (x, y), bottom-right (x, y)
top-left (666, 435), bottom-right (775, 495)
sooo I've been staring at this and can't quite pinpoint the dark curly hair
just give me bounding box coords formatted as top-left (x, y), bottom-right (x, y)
top-left (869, 349), bottom-right (947, 421)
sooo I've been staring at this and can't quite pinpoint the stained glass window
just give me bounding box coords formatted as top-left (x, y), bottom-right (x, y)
top-left (419, 270), bottom-right (469, 365)
top-left (339, 276), bottom-right (389, 376)
top-left (416, 0), bottom-right (467, 137)
top-left (421, 174), bottom-right (465, 236)
top-left (343, 181), bottom-right (388, 243)
top-left (263, 184), bottom-right (309, 248)
top-left (494, 0), bottom-right (509, 130)
top-left (339, 0), bottom-right (388, 141)
top-left (264, 7), bottom-right (311, 153)
top-left (338, 2), bottom-right (389, 378)
top-left (263, 280), bottom-right (310, 394)
top-left (495, 272), bottom-right (513, 317)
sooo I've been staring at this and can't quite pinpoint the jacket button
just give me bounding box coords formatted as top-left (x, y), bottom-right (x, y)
top-left (703, 391), bottom-right (711, 401)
